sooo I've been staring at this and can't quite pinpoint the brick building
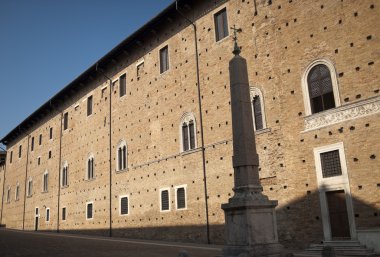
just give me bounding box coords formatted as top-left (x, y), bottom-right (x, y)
top-left (0, 0), bottom-right (379, 251)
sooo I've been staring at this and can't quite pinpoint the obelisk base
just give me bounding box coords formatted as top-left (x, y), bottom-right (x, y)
top-left (221, 195), bottom-right (284, 257)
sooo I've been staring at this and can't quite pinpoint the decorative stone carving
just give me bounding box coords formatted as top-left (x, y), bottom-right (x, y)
top-left (304, 96), bottom-right (380, 131)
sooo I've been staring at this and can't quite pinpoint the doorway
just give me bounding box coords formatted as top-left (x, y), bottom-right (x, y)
top-left (326, 190), bottom-right (350, 239)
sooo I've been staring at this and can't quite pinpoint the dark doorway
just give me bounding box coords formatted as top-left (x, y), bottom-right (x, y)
top-left (326, 190), bottom-right (350, 239)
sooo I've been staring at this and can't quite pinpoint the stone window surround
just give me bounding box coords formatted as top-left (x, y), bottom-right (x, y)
top-left (86, 201), bottom-right (94, 220)
top-left (301, 58), bottom-right (341, 116)
top-left (159, 45), bottom-right (169, 75)
top-left (42, 170), bottom-right (49, 193)
top-left (61, 161), bottom-right (69, 187)
top-left (159, 187), bottom-right (171, 212)
top-left (213, 6), bottom-right (229, 43)
top-left (249, 86), bottom-right (268, 131)
top-left (116, 140), bottom-right (128, 172)
top-left (175, 185), bottom-right (187, 211)
top-left (119, 195), bottom-right (130, 216)
top-left (179, 112), bottom-right (197, 153)
top-left (62, 206), bottom-right (67, 221)
top-left (86, 153), bottom-right (95, 181)
top-left (313, 142), bottom-right (357, 241)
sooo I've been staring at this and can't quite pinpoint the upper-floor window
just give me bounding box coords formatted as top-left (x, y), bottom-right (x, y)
top-left (39, 134), bottom-right (42, 145)
top-left (137, 62), bottom-right (144, 78)
top-left (302, 59), bottom-right (340, 115)
top-left (15, 182), bottom-right (20, 201)
top-left (10, 151), bottom-right (13, 164)
top-left (250, 87), bottom-right (267, 131)
top-left (62, 207), bottom-right (67, 221)
top-left (31, 137), bottom-right (35, 151)
top-left (87, 95), bottom-right (93, 116)
top-left (43, 170), bottom-right (48, 192)
top-left (63, 112), bottom-right (69, 130)
top-left (62, 161), bottom-right (68, 187)
top-left (180, 113), bottom-right (197, 152)
top-left (6, 187), bottom-right (10, 203)
top-left (214, 8), bottom-right (229, 42)
top-left (18, 145), bottom-right (22, 158)
top-left (119, 74), bottom-right (126, 97)
top-left (116, 141), bottom-right (127, 171)
top-left (87, 154), bottom-right (94, 180)
top-left (27, 177), bottom-right (33, 197)
top-left (159, 46), bottom-right (169, 74)
top-left (49, 127), bottom-right (53, 139)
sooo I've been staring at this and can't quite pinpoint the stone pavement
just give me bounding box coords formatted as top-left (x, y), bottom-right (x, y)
top-left (0, 228), bottom-right (222, 257)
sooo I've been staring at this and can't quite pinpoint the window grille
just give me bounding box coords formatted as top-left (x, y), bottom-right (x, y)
top-left (321, 150), bottom-right (342, 178)
top-left (161, 190), bottom-right (169, 211)
top-left (120, 197), bottom-right (129, 215)
top-left (177, 188), bottom-right (186, 209)
top-left (214, 8), bottom-right (229, 41)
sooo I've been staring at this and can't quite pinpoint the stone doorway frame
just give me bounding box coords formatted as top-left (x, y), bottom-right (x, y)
top-left (313, 142), bottom-right (357, 241)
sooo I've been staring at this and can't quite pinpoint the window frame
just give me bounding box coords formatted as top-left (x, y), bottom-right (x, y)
top-left (86, 202), bottom-right (94, 220)
top-left (86, 154), bottom-right (95, 180)
top-left (159, 188), bottom-right (170, 212)
top-left (119, 195), bottom-right (130, 216)
top-left (116, 140), bottom-right (127, 172)
top-left (302, 59), bottom-right (341, 116)
top-left (214, 8), bottom-right (229, 42)
top-left (179, 112), bottom-right (197, 152)
top-left (62, 161), bottom-right (69, 187)
top-left (159, 45), bottom-right (169, 74)
top-left (175, 185), bottom-right (187, 210)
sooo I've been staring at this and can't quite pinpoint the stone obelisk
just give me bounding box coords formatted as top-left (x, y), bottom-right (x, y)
top-left (221, 27), bottom-right (283, 257)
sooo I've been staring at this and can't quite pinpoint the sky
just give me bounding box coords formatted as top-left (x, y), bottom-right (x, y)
top-left (0, 0), bottom-right (173, 148)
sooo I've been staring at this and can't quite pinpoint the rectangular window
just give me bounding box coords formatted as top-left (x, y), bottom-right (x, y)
top-left (43, 173), bottom-right (48, 192)
top-left (46, 208), bottom-right (50, 222)
top-left (62, 207), bottom-right (66, 221)
top-left (18, 145), bottom-right (22, 158)
top-left (159, 46), bottom-right (169, 74)
top-left (321, 150), bottom-right (342, 178)
top-left (28, 180), bottom-right (33, 197)
top-left (120, 196), bottom-right (129, 215)
top-left (253, 96), bottom-right (263, 130)
top-left (86, 202), bottom-right (93, 219)
top-left (189, 121), bottom-right (195, 150)
top-left (119, 74), bottom-right (126, 97)
top-left (101, 87), bottom-right (107, 99)
top-left (63, 112), bottom-right (68, 130)
top-left (49, 127), bottom-right (53, 139)
top-left (160, 189), bottom-right (170, 211)
top-left (35, 207), bottom-right (39, 215)
top-left (62, 166), bottom-right (68, 187)
top-left (31, 137), bottom-right (35, 151)
top-left (48, 151), bottom-right (52, 159)
top-left (39, 134), bottom-right (42, 145)
top-left (182, 124), bottom-right (189, 151)
top-left (176, 186), bottom-right (186, 210)
top-left (214, 8), bottom-right (229, 42)
top-left (87, 95), bottom-right (93, 116)
top-left (37, 157), bottom-right (41, 166)
top-left (137, 62), bottom-right (144, 77)
top-left (15, 185), bottom-right (19, 201)
top-left (7, 188), bottom-right (10, 203)
top-left (10, 151), bottom-right (13, 163)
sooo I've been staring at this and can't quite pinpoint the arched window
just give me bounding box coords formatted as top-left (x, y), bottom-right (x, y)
top-left (116, 141), bottom-right (127, 171)
top-left (250, 87), bottom-right (267, 131)
top-left (62, 161), bottom-right (68, 187)
top-left (302, 59), bottom-right (340, 115)
top-left (43, 170), bottom-right (48, 192)
top-left (180, 113), bottom-right (197, 152)
top-left (27, 177), bottom-right (33, 197)
top-left (87, 154), bottom-right (95, 180)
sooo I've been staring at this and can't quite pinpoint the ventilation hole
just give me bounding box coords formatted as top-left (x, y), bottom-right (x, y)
top-left (339, 72), bottom-right (344, 77)
top-left (365, 123), bottom-right (370, 127)
top-left (350, 42), bottom-right (354, 47)
top-left (298, 112), bottom-right (302, 116)
top-left (350, 126), bottom-right (355, 130)
top-left (374, 89), bottom-right (379, 93)
top-left (358, 185), bottom-right (362, 190)
top-left (354, 12), bottom-right (358, 17)
top-left (370, 4), bottom-right (375, 9)
top-left (335, 49), bottom-right (339, 54)
top-left (356, 94), bottom-right (361, 99)
top-left (338, 127), bottom-right (344, 133)
top-left (356, 67), bottom-right (360, 71)
top-left (283, 185), bottom-right (287, 189)
top-left (367, 35), bottom-right (372, 40)
top-left (353, 158), bottom-right (358, 162)
top-left (300, 139), bottom-right (304, 142)
top-left (370, 154), bottom-right (376, 159)
top-left (368, 61), bottom-right (374, 66)
top-left (344, 97), bottom-right (349, 102)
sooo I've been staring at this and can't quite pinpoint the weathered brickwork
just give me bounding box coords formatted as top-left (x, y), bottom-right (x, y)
top-left (1, 0), bottom-right (379, 250)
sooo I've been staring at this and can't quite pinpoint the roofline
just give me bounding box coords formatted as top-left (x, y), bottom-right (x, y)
top-left (0, 1), bottom-right (178, 145)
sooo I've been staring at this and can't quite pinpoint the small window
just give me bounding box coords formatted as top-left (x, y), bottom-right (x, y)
top-left (176, 186), bottom-right (186, 210)
top-left (35, 207), bottom-right (39, 215)
top-left (119, 74), bottom-right (126, 97)
top-left (27, 178), bottom-right (33, 197)
top-left (18, 145), bottom-right (22, 158)
top-left (87, 156), bottom-right (94, 180)
top-left (159, 46), bottom-right (169, 74)
top-left (10, 151), bottom-right (13, 163)
top-left (63, 112), bottom-right (68, 130)
top-left (62, 207), bottom-right (66, 221)
top-left (137, 62), bottom-right (144, 77)
top-left (120, 196), bottom-right (129, 215)
top-left (62, 163), bottom-right (68, 187)
top-left (6, 187), bottom-right (10, 203)
top-left (43, 171), bottom-right (48, 192)
top-left (87, 95), bottom-right (93, 116)
top-left (49, 127), bottom-right (53, 139)
top-left (15, 183), bottom-right (20, 201)
top-left (117, 141), bottom-right (127, 171)
top-left (48, 151), bottom-right (52, 159)
top-left (37, 157), bottom-right (41, 166)
top-left (214, 8), bottom-right (229, 41)
top-left (320, 150), bottom-right (342, 178)
top-left (160, 189), bottom-right (170, 211)
top-left (46, 208), bottom-right (50, 222)
top-left (86, 202), bottom-right (93, 219)
top-left (39, 134), bottom-right (42, 145)
top-left (31, 137), bottom-right (35, 151)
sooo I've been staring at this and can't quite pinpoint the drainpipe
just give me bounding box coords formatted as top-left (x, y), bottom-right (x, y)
top-left (96, 64), bottom-right (113, 237)
top-left (22, 134), bottom-right (30, 230)
top-left (0, 146), bottom-right (7, 226)
top-left (175, 1), bottom-right (210, 244)
top-left (57, 111), bottom-right (63, 232)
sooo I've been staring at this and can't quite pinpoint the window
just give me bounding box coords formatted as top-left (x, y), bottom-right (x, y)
top-left (119, 74), bottom-right (126, 97)
top-left (159, 46), bottom-right (169, 74)
top-left (63, 112), bottom-right (68, 130)
top-left (101, 86), bottom-right (108, 99)
top-left (302, 59), bottom-right (340, 115)
top-left (48, 150), bottom-right (52, 159)
top-left (160, 188), bottom-right (170, 212)
top-left (46, 208), bottom-right (50, 222)
top-left (62, 207), bottom-right (67, 221)
top-left (214, 8), bottom-right (229, 41)
top-left (116, 141), bottom-right (127, 171)
top-left (31, 137), bottom-right (35, 151)
top-left (6, 187), bottom-right (10, 203)
top-left (87, 155), bottom-right (94, 180)
top-left (87, 95), bottom-right (93, 116)
top-left (180, 113), bottom-right (197, 152)
top-left (37, 157), bottom-right (41, 166)
top-left (18, 145), bottom-right (22, 158)
top-left (320, 150), bottom-right (342, 178)
top-left (49, 127), bottom-right (53, 139)
top-left (39, 134), bottom-right (42, 145)
top-left (176, 186), bottom-right (187, 210)
top-left (27, 177), bottom-right (33, 197)
top-left (120, 196), bottom-right (129, 216)
top-left (43, 170), bottom-right (48, 192)
top-left (62, 162), bottom-right (68, 187)
top-left (137, 62), bottom-right (144, 77)
top-left (15, 183), bottom-right (20, 201)
top-left (250, 87), bottom-right (267, 131)
top-left (10, 151), bottom-right (12, 164)
top-left (86, 202), bottom-right (93, 219)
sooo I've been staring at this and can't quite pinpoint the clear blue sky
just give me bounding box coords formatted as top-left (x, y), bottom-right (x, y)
top-left (0, 0), bottom-right (173, 148)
